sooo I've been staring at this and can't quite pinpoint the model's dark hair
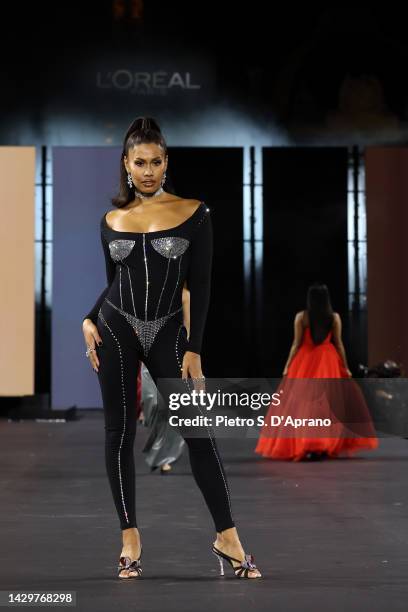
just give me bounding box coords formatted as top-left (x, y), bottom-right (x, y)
top-left (306, 283), bottom-right (334, 345)
top-left (111, 116), bottom-right (174, 208)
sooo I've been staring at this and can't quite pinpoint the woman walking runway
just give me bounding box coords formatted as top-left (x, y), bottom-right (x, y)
top-left (82, 116), bottom-right (261, 579)
top-left (255, 283), bottom-right (378, 461)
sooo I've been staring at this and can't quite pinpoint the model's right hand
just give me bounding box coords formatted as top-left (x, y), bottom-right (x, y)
top-left (82, 318), bottom-right (102, 372)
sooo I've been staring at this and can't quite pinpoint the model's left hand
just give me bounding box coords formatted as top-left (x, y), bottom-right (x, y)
top-left (182, 351), bottom-right (206, 392)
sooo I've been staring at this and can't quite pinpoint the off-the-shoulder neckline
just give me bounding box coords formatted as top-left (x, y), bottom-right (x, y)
top-left (102, 201), bottom-right (206, 235)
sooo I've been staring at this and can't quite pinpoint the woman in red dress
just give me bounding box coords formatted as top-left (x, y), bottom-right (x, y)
top-left (255, 283), bottom-right (378, 461)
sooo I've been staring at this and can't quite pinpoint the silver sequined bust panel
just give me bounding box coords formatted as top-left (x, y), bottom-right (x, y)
top-left (109, 239), bottom-right (136, 262)
top-left (150, 237), bottom-right (190, 259)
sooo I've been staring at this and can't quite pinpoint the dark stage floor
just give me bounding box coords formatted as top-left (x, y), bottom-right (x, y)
top-left (1, 411), bottom-right (407, 612)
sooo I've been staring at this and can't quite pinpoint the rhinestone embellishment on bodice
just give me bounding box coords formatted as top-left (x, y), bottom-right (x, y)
top-left (150, 237), bottom-right (190, 259)
top-left (105, 298), bottom-right (183, 356)
top-left (109, 240), bottom-right (136, 262)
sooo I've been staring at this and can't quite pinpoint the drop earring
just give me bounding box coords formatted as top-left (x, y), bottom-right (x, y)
top-left (161, 170), bottom-right (167, 187)
top-left (127, 173), bottom-right (133, 188)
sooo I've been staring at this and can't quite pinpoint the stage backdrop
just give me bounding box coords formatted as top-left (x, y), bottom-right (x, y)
top-left (0, 147), bottom-right (36, 396)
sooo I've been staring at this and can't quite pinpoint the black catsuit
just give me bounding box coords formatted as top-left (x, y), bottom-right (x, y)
top-left (83, 201), bottom-right (235, 532)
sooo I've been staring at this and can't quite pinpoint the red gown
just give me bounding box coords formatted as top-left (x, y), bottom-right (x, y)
top-left (255, 325), bottom-right (378, 461)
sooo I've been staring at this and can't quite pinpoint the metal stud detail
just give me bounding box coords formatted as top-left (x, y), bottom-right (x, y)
top-left (150, 237), bottom-right (190, 259)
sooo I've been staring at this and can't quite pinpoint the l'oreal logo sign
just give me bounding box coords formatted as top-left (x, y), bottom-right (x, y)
top-left (96, 70), bottom-right (202, 94)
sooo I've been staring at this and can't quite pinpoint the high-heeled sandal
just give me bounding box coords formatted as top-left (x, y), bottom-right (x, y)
top-left (117, 546), bottom-right (143, 579)
top-left (211, 545), bottom-right (261, 578)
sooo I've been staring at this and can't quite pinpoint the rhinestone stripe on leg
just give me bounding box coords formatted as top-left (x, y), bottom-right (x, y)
top-left (174, 324), bottom-right (234, 522)
top-left (97, 309), bottom-right (130, 526)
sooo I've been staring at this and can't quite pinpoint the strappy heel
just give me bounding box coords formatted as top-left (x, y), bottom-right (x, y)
top-left (211, 545), bottom-right (261, 578)
top-left (117, 546), bottom-right (143, 579)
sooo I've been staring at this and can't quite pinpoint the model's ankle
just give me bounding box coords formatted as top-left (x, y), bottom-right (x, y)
top-left (121, 539), bottom-right (141, 553)
top-left (216, 527), bottom-right (237, 544)
top-left (122, 527), bottom-right (140, 543)
top-left (122, 526), bottom-right (139, 533)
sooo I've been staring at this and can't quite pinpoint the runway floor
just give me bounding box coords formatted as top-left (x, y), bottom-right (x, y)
top-left (1, 410), bottom-right (407, 612)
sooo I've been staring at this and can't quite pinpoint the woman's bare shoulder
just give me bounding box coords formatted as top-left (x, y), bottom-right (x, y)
top-left (105, 209), bottom-right (117, 225)
top-left (332, 312), bottom-right (341, 328)
top-left (295, 310), bottom-right (306, 326)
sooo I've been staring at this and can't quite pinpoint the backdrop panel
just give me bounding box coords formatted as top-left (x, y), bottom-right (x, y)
top-left (0, 147), bottom-right (35, 396)
top-left (52, 147), bottom-right (120, 409)
top-left (365, 147), bottom-right (408, 371)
